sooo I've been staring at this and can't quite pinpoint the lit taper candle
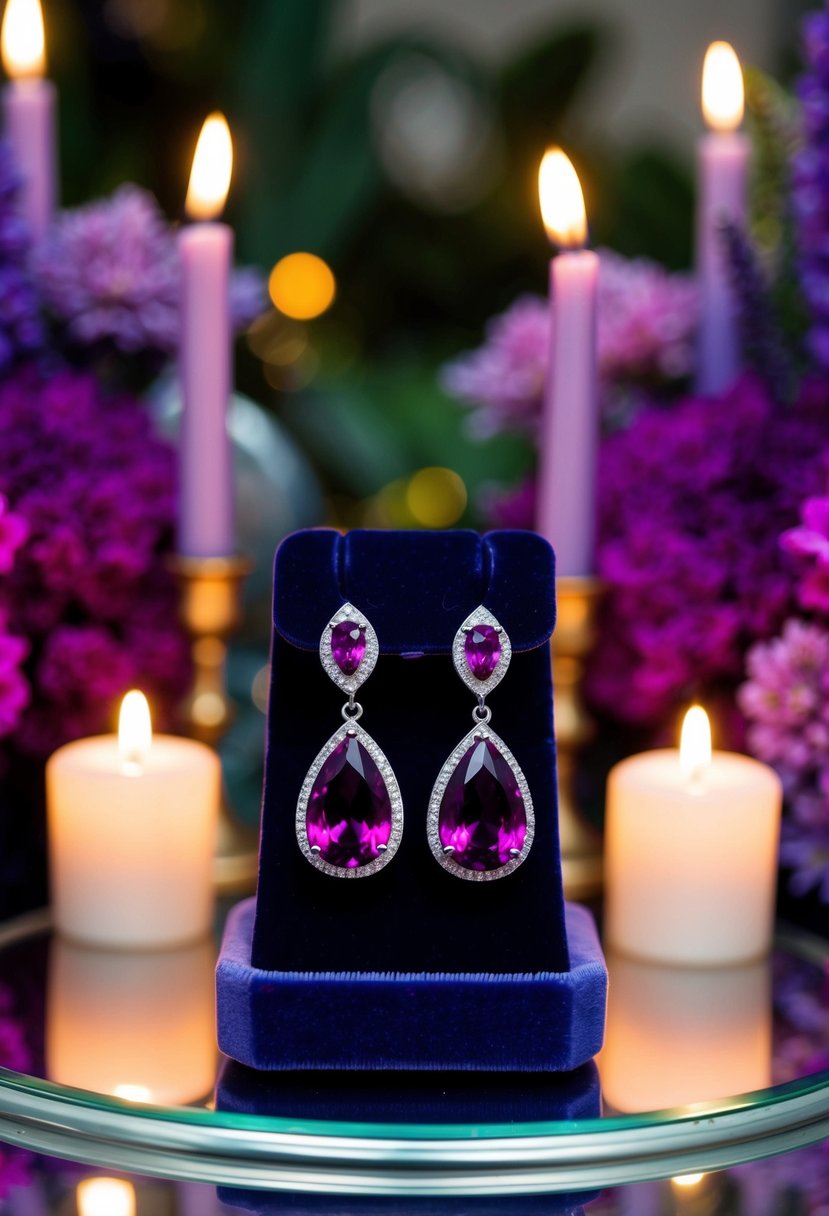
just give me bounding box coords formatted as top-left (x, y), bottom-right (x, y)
top-left (1, 0), bottom-right (56, 242)
top-left (696, 41), bottom-right (749, 395)
top-left (604, 705), bottom-right (782, 965)
top-left (536, 148), bottom-right (599, 576)
top-left (179, 112), bottom-right (234, 557)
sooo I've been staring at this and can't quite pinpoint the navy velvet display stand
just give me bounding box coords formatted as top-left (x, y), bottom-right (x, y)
top-left (217, 529), bottom-right (607, 1071)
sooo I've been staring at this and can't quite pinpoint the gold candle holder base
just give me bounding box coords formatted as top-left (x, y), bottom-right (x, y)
top-left (170, 553), bottom-right (259, 896)
top-left (552, 576), bottom-right (605, 902)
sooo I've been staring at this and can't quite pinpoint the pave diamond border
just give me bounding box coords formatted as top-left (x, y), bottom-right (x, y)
top-left (296, 720), bottom-right (404, 879)
top-left (452, 606), bottom-right (512, 699)
top-left (426, 725), bottom-right (534, 882)
top-left (319, 602), bottom-right (379, 697)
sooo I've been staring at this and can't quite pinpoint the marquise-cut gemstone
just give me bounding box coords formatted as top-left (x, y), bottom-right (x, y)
top-left (439, 738), bottom-right (526, 871)
top-left (307, 736), bottom-right (392, 868)
top-left (464, 625), bottom-right (501, 680)
top-left (331, 621), bottom-right (366, 675)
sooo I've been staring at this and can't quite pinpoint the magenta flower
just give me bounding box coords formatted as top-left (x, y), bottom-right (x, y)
top-left (782, 494), bottom-right (829, 611)
top-left (0, 366), bottom-right (189, 757)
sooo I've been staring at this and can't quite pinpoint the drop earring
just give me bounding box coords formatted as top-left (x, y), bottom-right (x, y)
top-left (296, 604), bottom-right (403, 877)
top-left (427, 607), bottom-right (534, 880)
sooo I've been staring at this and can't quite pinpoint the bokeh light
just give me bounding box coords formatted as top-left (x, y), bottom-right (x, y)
top-left (269, 252), bottom-right (336, 320)
top-left (76, 1177), bottom-right (136, 1216)
top-left (406, 467), bottom-right (467, 527)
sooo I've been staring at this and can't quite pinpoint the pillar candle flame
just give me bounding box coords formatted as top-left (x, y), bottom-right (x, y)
top-left (679, 704), bottom-right (712, 786)
top-left (185, 111), bottom-right (232, 221)
top-left (702, 41), bottom-right (744, 132)
top-left (118, 690), bottom-right (152, 775)
top-left (1, 0), bottom-right (45, 79)
top-left (538, 147), bottom-right (587, 249)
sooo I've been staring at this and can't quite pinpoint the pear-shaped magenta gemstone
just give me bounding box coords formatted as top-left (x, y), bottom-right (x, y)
top-left (464, 624), bottom-right (501, 680)
top-left (307, 736), bottom-right (392, 868)
top-left (331, 620), bottom-right (366, 676)
top-left (439, 738), bottom-right (526, 871)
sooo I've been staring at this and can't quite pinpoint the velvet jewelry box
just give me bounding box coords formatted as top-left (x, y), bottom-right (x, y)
top-left (216, 529), bottom-right (607, 1071)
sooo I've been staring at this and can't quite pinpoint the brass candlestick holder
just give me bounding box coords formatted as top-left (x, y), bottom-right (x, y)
top-left (552, 576), bottom-right (605, 901)
top-left (170, 553), bottom-right (258, 895)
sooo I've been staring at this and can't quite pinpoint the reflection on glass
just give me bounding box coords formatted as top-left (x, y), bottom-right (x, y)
top-left (77, 1177), bottom-right (136, 1216)
top-left (46, 935), bottom-right (216, 1105)
top-left (599, 950), bottom-right (771, 1112)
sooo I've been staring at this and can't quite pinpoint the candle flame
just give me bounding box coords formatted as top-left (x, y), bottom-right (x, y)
top-left (76, 1178), bottom-right (136, 1216)
top-left (118, 690), bottom-right (152, 775)
top-left (538, 147), bottom-right (588, 249)
top-left (1, 0), bottom-right (45, 80)
top-left (702, 41), bottom-right (744, 132)
top-left (185, 112), bottom-right (232, 221)
top-left (679, 705), bottom-right (712, 786)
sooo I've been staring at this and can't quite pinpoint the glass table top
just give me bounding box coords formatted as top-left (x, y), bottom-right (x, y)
top-left (0, 907), bottom-right (826, 1195)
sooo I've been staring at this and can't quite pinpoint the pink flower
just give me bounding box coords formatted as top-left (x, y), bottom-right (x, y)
top-left (441, 251), bottom-right (697, 437)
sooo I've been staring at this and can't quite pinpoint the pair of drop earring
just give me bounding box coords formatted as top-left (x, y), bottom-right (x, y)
top-left (295, 603), bottom-right (535, 882)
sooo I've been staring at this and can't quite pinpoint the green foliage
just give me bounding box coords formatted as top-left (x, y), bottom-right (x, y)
top-left (599, 147), bottom-right (694, 270)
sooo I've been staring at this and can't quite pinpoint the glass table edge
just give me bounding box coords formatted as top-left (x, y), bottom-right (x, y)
top-left (0, 910), bottom-right (826, 1146)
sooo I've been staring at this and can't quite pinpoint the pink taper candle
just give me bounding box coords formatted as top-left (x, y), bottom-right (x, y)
top-left (536, 148), bottom-right (599, 577)
top-left (1, 0), bottom-right (56, 243)
top-left (178, 113), bottom-right (234, 557)
top-left (696, 41), bottom-right (749, 396)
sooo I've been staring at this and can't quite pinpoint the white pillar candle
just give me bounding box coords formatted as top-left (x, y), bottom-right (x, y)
top-left (536, 147), bottom-right (599, 577)
top-left (1, 0), bottom-right (56, 243)
top-left (46, 690), bottom-right (220, 948)
top-left (178, 112), bottom-right (234, 558)
top-left (46, 935), bottom-right (216, 1105)
top-left (696, 41), bottom-right (749, 396)
top-left (599, 950), bottom-right (771, 1112)
top-left (605, 706), bottom-right (782, 965)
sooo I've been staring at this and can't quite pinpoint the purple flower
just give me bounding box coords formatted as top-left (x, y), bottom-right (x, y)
top-left (739, 618), bottom-right (829, 901)
top-left (584, 376), bottom-right (829, 726)
top-left (0, 494), bottom-right (26, 574)
top-left (0, 139), bottom-right (44, 373)
top-left (0, 366), bottom-right (189, 758)
top-left (440, 252), bottom-right (697, 437)
top-left (792, 6), bottom-right (829, 373)
top-left (35, 185), bottom-right (265, 358)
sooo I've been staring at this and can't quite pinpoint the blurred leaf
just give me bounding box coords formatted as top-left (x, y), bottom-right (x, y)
top-left (498, 25), bottom-right (607, 147)
top-left (601, 146), bottom-right (694, 269)
top-left (280, 361), bottom-right (529, 507)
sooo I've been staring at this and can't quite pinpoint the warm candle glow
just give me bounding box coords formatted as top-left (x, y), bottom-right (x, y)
top-left (185, 111), bottom-right (232, 221)
top-left (112, 1083), bottom-right (152, 1103)
top-left (702, 41), bottom-right (744, 132)
top-left (672, 1173), bottom-right (706, 1189)
top-left (77, 1178), bottom-right (136, 1216)
top-left (1, 0), bottom-right (45, 80)
top-left (679, 705), bottom-right (712, 785)
top-left (118, 690), bottom-right (152, 774)
top-left (538, 147), bottom-right (587, 249)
